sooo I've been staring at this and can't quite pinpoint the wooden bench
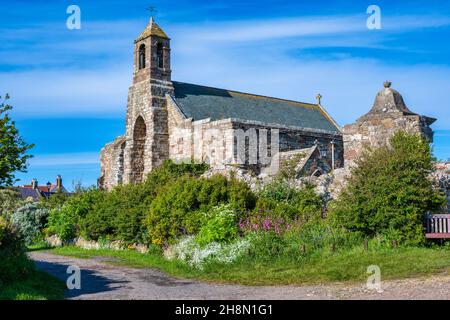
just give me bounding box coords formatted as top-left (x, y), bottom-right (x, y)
top-left (425, 214), bottom-right (450, 239)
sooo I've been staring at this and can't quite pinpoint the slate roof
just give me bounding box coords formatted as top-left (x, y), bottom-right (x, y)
top-left (18, 185), bottom-right (69, 201)
top-left (18, 188), bottom-right (41, 201)
top-left (172, 81), bottom-right (340, 134)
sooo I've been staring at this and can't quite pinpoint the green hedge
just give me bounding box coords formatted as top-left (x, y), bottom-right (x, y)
top-left (145, 174), bottom-right (256, 245)
top-left (46, 160), bottom-right (213, 244)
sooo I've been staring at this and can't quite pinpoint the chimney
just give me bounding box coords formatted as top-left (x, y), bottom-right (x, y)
top-left (56, 175), bottom-right (62, 190)
top-left (31, 179), bottom-right (38, 189)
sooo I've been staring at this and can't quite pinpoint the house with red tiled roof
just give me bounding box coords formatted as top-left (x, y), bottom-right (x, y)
top-left (18, 175), bottom-right (68, 201)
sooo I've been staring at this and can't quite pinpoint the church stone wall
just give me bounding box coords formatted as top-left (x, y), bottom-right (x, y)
top-left (343, 114), bottom-right (432, 167)
top-left (99, 136), bottom-right (126, 190)
top-left (167, 98), bottom-right (235, 167)
top-left (231, 120), bottom-right (344, 174)
top-left (167, 95), bottom-right (344, 175)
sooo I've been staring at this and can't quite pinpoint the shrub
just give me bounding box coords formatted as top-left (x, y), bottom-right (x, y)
top-left (40, 190), bottom-right (71, 210)
top-left (12, 203), bottom-right (48, 245)
top-left (255, 181), bottom-right (323, 222)
top-left (47, 188), bottom-right (105, 241)
top-left (0, 216), bottom-right (24, 256)
top-left (166, 235), bottom-right (251, 269)
top-left (247, 231), bottom-right (287, 260)
top-left (109, 184), bottom-right (149, 244)
top-left (247, 220), bottom-right (364, 262)
top-left (77, 189), bottom-right (112, 240)
top-left (196, 204), bottom-right (238, 246)
top-left (142, 160), bottom-right (209, 199)
top-left (329, 131), bottom-right (445, 245)
top-left (86, 160), bottom-right (209, 244)
top-left (47, 206), bottom-right (78, 242)
top-left (239, 214), bottom-right (292, 235)
top-left (0, 188), bottom-right (24, 220)
top-left (145, 174), bottom-right (256, 245)
top-left (0, 217), bottom-right (33, 285)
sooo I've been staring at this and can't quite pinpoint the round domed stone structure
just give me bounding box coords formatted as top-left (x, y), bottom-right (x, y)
top-left (363, 81), bottom-right (414, 116)
top-left (343, 81), bottom-right (436, 168)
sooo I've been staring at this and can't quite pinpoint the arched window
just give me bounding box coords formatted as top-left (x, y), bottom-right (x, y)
top-left (138, 44), bottom-right (146, 69)
top-left (157, 42), bottom-right (164, 68)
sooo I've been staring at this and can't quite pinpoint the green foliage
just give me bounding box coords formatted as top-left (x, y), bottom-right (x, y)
top-left (0, 268), bottom-right (65, 300)
top-left (110, 184), bottom-right (149, 244)
top-left (47, 188), bottom-right (105, 241)
top-left (145, 174), bottom-right (256, 245)
top-left (329, 131), bottom-right (445, 245)
top-left (12, 203), bottom-right (49, 245)
top-left (255, 181), bottom-right (323, 222)
top-left (69, 188), bottom-right (107, 240)
top-left (142, 159), bottom-right (209, 198)
top-left (46, 161), bottom-right (210, 244)
top-left (0, 188), bottom-right (24, 220)
top-left (196, 204), bottom-right (238, 246)
top-left (0, 216), bottom-right (24, 256)
top-left (247, 219), bottom-right (364, 262)
top-left (47, 206), bottom-right (78, 242)
top-left (0, 95), bottom-right (34, 186)
top-left (0, 216), bottom-right (33, 286)
top-left (277, 152), bottom-right (306, 179)
top-left (40, 190), bottom-right (71, 210)
top-left (111, 160), bottom-right (209, 243)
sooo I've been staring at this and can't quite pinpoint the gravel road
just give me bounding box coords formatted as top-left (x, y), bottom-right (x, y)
top-left (29, 251), bottom-right (450, 300)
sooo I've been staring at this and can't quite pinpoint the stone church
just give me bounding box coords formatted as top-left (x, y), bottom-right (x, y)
top-left (99, 18), bottom-right (436, 190)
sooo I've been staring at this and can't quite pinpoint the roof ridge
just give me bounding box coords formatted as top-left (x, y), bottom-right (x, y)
top-left (172, 81), bottom-right (317, 108)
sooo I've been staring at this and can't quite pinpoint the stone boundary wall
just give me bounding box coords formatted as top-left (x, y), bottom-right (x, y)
top-left (45, 235), bottom-right (149, 254)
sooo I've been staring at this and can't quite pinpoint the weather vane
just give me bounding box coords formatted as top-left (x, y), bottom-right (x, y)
top-left (146, 5), bottom-right (158, 17)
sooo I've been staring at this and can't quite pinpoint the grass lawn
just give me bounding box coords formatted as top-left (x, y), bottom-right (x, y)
top-left (49, 245), bottom-right (450, 286)
top-left (0, 269), bottom-right (65, 300)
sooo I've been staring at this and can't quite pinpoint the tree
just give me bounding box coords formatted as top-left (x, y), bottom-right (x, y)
top-left (329, 131), bottom-right (445, 245)
top-left (0, 94), bottom-right (34, 186)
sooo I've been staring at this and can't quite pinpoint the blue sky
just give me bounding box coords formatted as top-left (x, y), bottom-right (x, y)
top-left (1, 0), bottom-right (450, 188)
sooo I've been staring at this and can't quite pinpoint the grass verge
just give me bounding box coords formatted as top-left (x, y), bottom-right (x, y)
top-left (48, 245), bottom-right (450, 286)
top-left (0, 269), bottom-right (65, 300)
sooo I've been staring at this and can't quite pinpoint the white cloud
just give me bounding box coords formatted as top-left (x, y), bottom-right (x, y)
top-left (169, 14), bottom-right (450, 44)
top-left (2, 14), bottom-right (450, 128)
top-left (1, 68), bottom-right (131, 117)
top-left (172, 54), bottom-right (450, 128)
top-left (28, 152), bottom-right (100, 167)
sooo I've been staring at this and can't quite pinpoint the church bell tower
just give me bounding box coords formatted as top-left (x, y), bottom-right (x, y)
top-left (123, 18), bottom-right (173, 184)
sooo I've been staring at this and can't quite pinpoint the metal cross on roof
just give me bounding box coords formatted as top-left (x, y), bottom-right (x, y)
top-left (316, 93), bottom-right (322, 105)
